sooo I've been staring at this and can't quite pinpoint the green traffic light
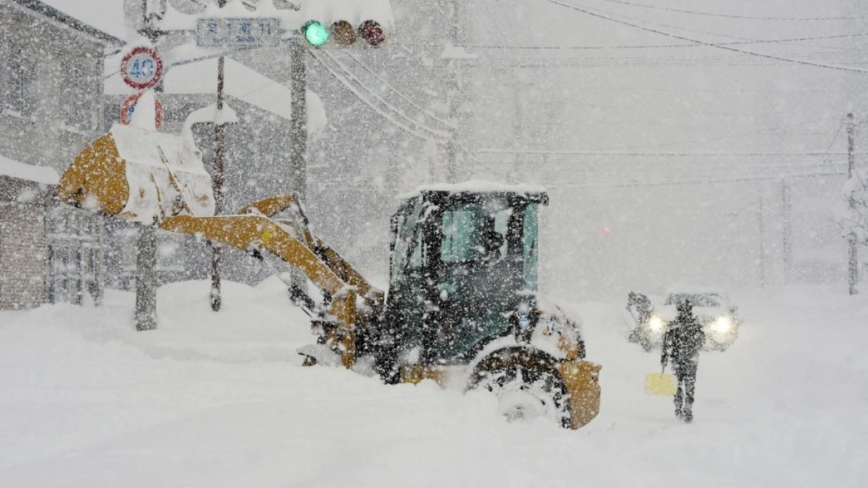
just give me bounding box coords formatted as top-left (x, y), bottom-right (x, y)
top-left (303, 21), bottom-right (329, 47)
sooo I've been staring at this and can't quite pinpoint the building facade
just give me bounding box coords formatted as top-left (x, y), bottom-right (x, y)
top-left (0, 0), bottom-right (121, 309)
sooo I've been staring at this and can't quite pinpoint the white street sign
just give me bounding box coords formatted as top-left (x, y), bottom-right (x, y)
top-left (197, 18), bottom-right (281, 48)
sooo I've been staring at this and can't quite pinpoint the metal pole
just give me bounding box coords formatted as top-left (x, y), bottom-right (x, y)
top-left (758, 187), bottom-right (766, 288)
top-left (511, 82), bottom-right (522, 183)
top-left (847, 112), bottom-right (859, 295)
top-left (209, 0), bottom-right (230, 311)
top-left (781, 179), bottom-right (792, 284)
top-left (286, 36), bottom-right (308, 294)
top-left (445, 0), bottom-right (461, 183)
top-left (135, 224), bottom-right (157, 330)
top-left (289, 37), bottom-right (307, 200)
top-left (135, 0), bottom-right (159, 330)
top-left (210, 53), bottom-right (226, 311)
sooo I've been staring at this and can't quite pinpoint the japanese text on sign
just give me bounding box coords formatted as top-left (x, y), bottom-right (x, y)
top-left (197, 18), bottom-right (281, 48)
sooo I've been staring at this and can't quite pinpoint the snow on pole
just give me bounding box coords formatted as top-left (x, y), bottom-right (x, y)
top-left (128, 90), bottom-right (159, 131)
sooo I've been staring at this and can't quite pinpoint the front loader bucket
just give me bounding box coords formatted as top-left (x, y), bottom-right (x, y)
top-left (58, 123), bottom-right (215, 223)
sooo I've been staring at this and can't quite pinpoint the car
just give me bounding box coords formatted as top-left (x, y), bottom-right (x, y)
top-left (624, 288), bottom-right (740, 352)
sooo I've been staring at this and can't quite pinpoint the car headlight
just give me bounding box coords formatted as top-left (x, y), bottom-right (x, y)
top-left (711, 316), bottom-right (733, 334)
top-left (648, 315), bottom-right (665, 333)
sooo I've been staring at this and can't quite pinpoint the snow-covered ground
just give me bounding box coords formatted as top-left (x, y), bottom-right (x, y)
top-left (1, 280), bottom-right (865, 487)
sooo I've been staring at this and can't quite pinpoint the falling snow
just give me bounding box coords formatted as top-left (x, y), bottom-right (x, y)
top-left (1, 1), bottom-right (867, 486)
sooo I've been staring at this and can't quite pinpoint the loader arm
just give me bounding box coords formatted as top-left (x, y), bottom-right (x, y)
top-left (237, 195), bottom-right (379, 301)
top-left (159, 213), bottom-right (378, 368)
top-left (56, 125), bottom-right (382, 368)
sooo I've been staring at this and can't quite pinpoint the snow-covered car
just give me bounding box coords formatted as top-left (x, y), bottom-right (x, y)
top-left (624, 289), bottom-right (740, 352)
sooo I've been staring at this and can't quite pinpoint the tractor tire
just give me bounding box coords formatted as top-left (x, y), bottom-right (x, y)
top-left (467, 347), bottom-right (572, 428)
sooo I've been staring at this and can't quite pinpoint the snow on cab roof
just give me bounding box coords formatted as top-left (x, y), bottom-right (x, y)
top-left (399, 181), bottom-right (548, 199)
top-left (0, 152), bottom-right (59, 185)
top-left (159, 0), bottom-right (395, 33)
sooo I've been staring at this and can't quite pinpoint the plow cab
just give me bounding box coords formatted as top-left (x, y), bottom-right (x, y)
top-left (380, 184), bottom-right (601, 429)
top-left (385, 186), bottom-right (548, 364)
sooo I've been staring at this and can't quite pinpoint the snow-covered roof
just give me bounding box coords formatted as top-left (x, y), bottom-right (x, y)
top-left (28, 0), bottom-right (127, 42)
top-left (158, 0), bottom-right (395, 33)
top-left (105, 56), bottom-right (326, 130)
top-left (0, 153), bottom-right (60, 185)
top-left (401, 181), bottom-right (548, 199)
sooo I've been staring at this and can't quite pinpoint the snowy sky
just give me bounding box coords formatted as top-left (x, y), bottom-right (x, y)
top-left (26, 0), bottom-right (868, 297)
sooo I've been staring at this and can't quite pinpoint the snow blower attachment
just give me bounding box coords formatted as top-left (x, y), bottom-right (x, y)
top-left (58, 126), bottom-right (602, 429)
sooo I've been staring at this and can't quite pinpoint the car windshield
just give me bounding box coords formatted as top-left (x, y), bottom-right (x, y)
top-left (665, 293), bottom-right (721, 307)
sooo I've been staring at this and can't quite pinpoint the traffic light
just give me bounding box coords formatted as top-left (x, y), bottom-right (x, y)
top-left (301, 19), bottom-right (388, 48)
top-left (302, 21), bottom-right (330, 47)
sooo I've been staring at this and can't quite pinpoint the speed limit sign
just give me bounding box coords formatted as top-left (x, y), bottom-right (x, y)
top-left (120, 47), bottom-right (163, 90)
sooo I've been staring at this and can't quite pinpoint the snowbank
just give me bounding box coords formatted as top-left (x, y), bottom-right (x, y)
top-left (0, 282), bottom-right (865, 487)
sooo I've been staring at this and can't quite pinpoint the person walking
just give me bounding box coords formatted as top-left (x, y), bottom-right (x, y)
top-left (661, 298), bottom-right (705, 423)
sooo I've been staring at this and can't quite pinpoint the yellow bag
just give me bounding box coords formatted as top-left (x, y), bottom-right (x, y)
top-left (645, 373), bottom-right (676, 396)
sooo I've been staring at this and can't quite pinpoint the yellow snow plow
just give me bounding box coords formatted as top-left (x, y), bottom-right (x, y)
top-left (58, 124), bottom-right (601, 429)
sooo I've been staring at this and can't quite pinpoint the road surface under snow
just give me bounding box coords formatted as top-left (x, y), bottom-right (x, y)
top-left (0, 279), bottom-right (865, 487)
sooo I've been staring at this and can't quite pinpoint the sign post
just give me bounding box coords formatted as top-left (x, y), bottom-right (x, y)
top-left (124, 42), bottom-right (164, 332)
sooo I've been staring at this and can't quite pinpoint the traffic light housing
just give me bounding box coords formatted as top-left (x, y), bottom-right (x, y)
top-left (301, 19), bottom-right (388, 48)
top-left (302, 21), bottom-right (330, 47)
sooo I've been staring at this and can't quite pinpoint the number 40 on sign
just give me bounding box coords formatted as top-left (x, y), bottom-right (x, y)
top-left (121, 47), bottom-right (163, 90)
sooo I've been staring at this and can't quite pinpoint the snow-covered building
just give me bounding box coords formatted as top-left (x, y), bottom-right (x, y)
top-left (0, 0), bottom-right (123, 309)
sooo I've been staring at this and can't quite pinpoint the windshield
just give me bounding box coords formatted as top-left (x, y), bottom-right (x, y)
top-left (441, 202), bottom-right (511, 263)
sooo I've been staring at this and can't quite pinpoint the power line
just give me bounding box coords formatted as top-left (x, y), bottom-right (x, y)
top-left (342, 52), bottom-right (456, 130)
top-left (320, 50), bottom-right (450, 140)
top-left (541, 0), bottom-right (868, 74)
top-left (309, 51), bottom-right (480, 164)
top-left (439, 33), bottom-right (868, 51)
top-left (593, 0), bottom-right (868, 21)
top-left (820, 117), bottom-right (848, 164)
top-left (475, 150), bottom-right (864, 156)
top-left (309, 50), bottom-right (446, 143)
top-left (543, 171), bottom-right (848, 190)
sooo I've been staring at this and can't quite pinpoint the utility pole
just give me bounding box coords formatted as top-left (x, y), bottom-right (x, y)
top-left (134, 0), bottom-right (161, 331)
top-left (781, 178), bottom-right (792, 284)
top-left (287, 35), bottom-right (308, 294)
top-left (847, 112), bottom-right (859, 295)
top-left (210, 0), bottom-right (228, 312)
top-left (510, 84), bottom-right (522, 183)
top-left (758, 187), bottom-right (766, 288)
top-left (289, 37), bottom-right (307, 200)
top-left (444, 0), bottom-right (462, 183)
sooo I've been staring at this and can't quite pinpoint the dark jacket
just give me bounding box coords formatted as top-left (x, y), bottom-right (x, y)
top-left (661, 307), bottom-right (705, 371)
